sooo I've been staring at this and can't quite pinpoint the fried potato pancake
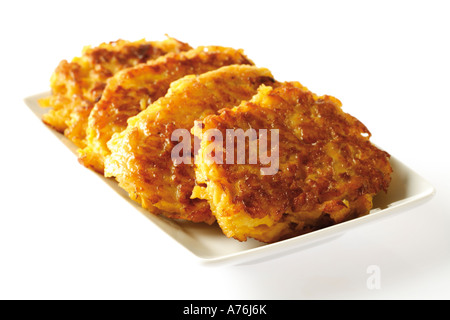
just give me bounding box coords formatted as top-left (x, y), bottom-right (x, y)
top-left (105, 65), bottom-right (278, 224)
top-left (78, 46), bottom-right (254, 174)
top-left (192, 83), bottom-right (392, 242)
top-left (39, 37), bottom-right (192, 147)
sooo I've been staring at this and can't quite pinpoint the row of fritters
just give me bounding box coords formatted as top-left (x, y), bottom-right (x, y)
top-left (40, 37), bottom-right (392, 243)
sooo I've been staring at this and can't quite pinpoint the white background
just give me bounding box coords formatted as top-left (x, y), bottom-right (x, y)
top-left (1, 0), bottom-right (449, 299)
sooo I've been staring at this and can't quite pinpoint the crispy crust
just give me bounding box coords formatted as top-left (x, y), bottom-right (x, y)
top-left (104, 65), bottom-right (278, 224)
top-left (40, 39), bottom-right (393, 243)
top-left (78, 46), bottom-right (254, 174)
top-left (39, 37), bottom-right (192, 147)
top-left (193, 83), bottom-right (392, 242)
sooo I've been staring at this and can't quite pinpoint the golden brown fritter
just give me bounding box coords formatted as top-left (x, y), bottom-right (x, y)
top-left (105, 65), bottom-right (278, 224)
top-left (192, 83), bottom-right (392, 243)
top-left (78, 46), bottom-right (254, 174)
top-left (39, 37), bottom-right (192, 147)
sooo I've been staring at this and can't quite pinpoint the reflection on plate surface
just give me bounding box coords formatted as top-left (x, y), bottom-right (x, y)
top-left (25, 92), bottom-right (435, 266)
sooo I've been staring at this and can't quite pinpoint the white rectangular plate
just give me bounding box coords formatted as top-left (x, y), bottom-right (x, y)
top-left (25, 92), bottom-right (435, 266)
